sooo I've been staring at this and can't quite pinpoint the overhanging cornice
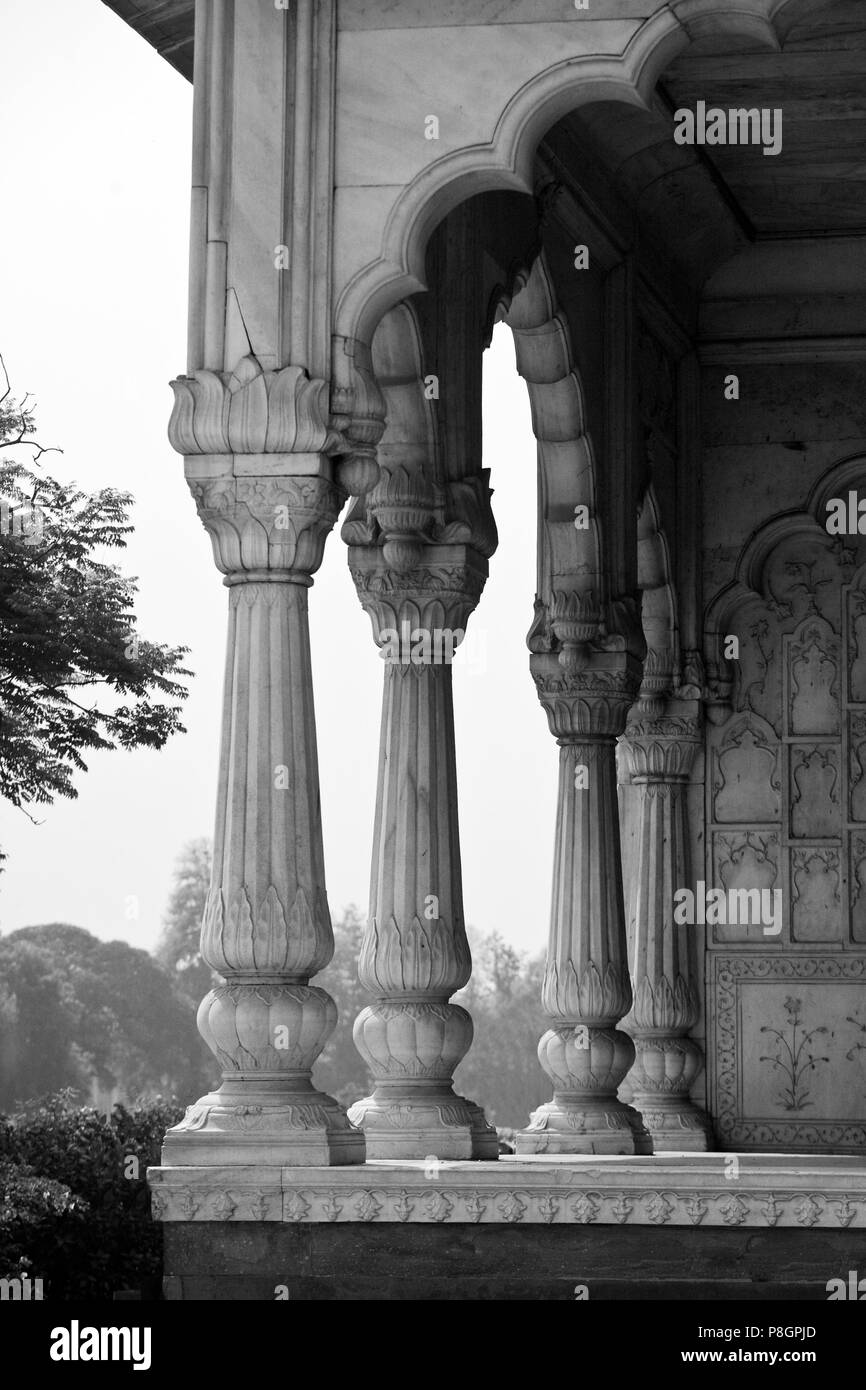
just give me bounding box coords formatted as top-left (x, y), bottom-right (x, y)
top-left (101, 0), bottom-right (194, 81)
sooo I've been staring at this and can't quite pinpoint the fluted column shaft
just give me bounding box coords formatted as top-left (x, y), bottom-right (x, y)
top-left (517, 659), bottom-right (650, 1155)
top-left (163, 474), bottom-right (364, 1165)
top-left (621, 717), bottom-right (710, 1150)
top-left (348, 546), bottom-right (498, 1158)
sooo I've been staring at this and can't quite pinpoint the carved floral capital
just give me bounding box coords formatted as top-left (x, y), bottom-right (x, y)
top-left (170, 355), bottom-right (344, 457)
top-left (189, 475), bottom-right (343, 577)
top-left (348, 546), bottom-right (487, 643)
top-left (532, 659), bottom-right (642, 739)
top-left (622, 715), bottom-right (701, 780)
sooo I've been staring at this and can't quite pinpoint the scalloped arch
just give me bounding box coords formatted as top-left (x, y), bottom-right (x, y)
top-left (334, 0), bottom-right (815, 347)
top-left (504, 252), bottom-right (602, 606)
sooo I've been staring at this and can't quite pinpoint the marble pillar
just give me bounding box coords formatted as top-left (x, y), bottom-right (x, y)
top-left (346, 545), bottom-right (499, 1159)
top-left (162, 467), bottom-right (364, 1165)
top-left (621, 711), bottom-right (711, 1151)
top-left (517, 652), bottom-right (650, 1155)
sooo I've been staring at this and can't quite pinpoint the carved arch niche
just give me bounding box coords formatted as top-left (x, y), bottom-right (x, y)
top-left (706, 456), bottom-right (866, 947)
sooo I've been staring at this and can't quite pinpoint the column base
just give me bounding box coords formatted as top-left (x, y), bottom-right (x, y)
top-left (515, 1097), bottom-right (652, 1156)
top-left (162, 1082), bottom-right (365, 1166)
top-left (348, 1088), bottom-right (499, 1160)
top-left (632, 1097), bottom-right (712, 1153)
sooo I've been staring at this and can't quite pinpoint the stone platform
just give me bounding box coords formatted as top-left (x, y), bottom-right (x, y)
top-left (150, 1155), bottom-right (866, 1299)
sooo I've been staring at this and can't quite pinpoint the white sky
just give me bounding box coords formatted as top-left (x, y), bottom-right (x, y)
top-left (0, 0), bottom-right (555, 958)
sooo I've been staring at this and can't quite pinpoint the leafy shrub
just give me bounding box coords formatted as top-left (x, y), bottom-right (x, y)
top-left (0, 1090), bottom-right (183, 1299)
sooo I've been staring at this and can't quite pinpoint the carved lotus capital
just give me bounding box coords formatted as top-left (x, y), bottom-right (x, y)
top-left (348, 544), bottom-right (488, 643)
top-left (188, 474), bottom-right (343, 577)
top-left (170, 355), bottom-right (344, 457)
top-left (531, 654), bottom-right (642, 739)
top-left (621, 715), bottom-right (701, 780)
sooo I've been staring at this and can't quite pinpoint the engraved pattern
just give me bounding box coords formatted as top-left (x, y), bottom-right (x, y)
top-left (149, 1179), bottom-right (866, 1228)
top-left (712, 955), bottom-right (866, 1149)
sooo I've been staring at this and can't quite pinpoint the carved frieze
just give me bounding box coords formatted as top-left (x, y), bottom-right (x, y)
top-left (149, 1169), bottom-right (866, 1228)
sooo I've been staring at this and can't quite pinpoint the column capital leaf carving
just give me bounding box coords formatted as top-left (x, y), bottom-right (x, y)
top-left (169, 355), bottom-right (345, 458)
top-left (622, 714), bottom-right (701, 780)
top-left (531, 655), bottom-right (643, 739)
top-left (189, 475), bottom-right (344, 577)
top-left (349, 544), bottom-right (488, 641)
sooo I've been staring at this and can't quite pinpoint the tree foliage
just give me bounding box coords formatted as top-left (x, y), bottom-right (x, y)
top-left (0, 365), bottom-right (190, 839)
top-left (0, 1092), bottom-right (183, 1300)
top-left (0, 924), bottom-right (214, 1110)
top-left (154, 837), bottom-right (217, 1007)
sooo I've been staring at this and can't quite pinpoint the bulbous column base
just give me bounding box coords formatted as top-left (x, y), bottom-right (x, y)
top-left (348, 1083), bottom-right (499, 1160)
top-left (628, 1035), bottom-right (712, 1153)
top-left (515, 1024), bottom-right (651, 1155)
top-left (162, 1079), bottom-right (366, 1166)
top-left (516, 1095), bottom-right (651, 1156)
top-left (162, 982), bottom-right (365, 1165)
top-left (349, 1001), bottom-right (498, 1158)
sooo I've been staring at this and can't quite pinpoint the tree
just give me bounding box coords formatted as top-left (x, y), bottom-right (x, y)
top-left (155, 838), bottom-right (217, 1007)
top-left (314, 904), bottom-right (370, 1108)
top-left (452, 927), bottom-right (550, 1131)
top-left (0, 924), bottom-right (214, 1110)
top-left (0, 361), bottom-right (190, 849)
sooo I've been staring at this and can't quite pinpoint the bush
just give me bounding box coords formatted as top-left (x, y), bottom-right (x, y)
top-left (0, 1090), bottom-right (183, 1299)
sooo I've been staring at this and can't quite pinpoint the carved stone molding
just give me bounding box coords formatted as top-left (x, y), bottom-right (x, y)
top-left (149, 1156), bottom-right (866, 1228)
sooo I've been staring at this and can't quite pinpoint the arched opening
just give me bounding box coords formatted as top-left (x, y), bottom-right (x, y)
top-left (335, 0), bottom-right (866, 1157)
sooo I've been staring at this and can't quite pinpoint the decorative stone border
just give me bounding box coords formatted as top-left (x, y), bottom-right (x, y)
top-left (148, 1156), bottom-right (866, 1228)
top-left (711, 954), bottom-right (866, 1150)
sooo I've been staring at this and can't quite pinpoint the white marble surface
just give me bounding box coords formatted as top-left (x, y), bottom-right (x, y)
top-left (148, 1153), bottom-right (866, 1227)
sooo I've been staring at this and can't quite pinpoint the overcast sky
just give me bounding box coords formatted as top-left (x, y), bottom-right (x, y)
top-left (1, 0), bottom-right (555, 961)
